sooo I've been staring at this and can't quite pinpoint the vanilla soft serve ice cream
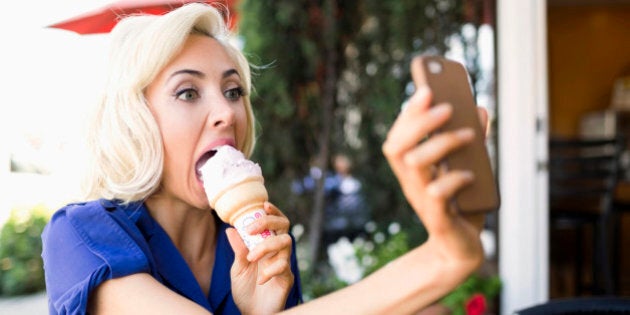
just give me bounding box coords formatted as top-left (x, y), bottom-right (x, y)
top-left (199, 145), bottom-right (273, 250)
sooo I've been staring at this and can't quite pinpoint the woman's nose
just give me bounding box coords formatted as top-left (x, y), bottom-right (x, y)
top-left (209, 99), bottom-right (236, 128)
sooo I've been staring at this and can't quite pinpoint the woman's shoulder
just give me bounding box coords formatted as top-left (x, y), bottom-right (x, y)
top-left (52, 199), bottom-right (101, 213)
top-left (49, 199), bottom-right (103, 220)
top-left (44, 200), bottom-right (107, 241)
top-left (42, 200), bottom-right (151, 314)
top-left (46, 198), bottom-right (147, 247)
top-left (46, 199), bottom-right (144, 234)
top-left (42, 199), bottom-right (150, 275)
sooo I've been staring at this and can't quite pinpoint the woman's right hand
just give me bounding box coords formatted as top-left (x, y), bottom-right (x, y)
top-left (382, 85), bottom-right (486, 272)
top-left (227, 202), bottom-right (294, 315)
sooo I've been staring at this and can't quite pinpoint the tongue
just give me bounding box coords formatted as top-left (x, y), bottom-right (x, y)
top-left (196, 151), bottom-right (216, 179)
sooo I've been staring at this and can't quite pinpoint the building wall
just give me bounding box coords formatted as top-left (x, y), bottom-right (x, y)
top-left (547, 4), bottom-right (630, 137)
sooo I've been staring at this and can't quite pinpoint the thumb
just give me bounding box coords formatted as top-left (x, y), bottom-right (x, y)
top-left (477, 106), bottom-right (489, 138)
top-left (226, 227), bottom-right (249, 267)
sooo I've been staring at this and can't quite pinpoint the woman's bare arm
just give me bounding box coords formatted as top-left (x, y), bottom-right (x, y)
top-left (281, 86), bottom-right (487, 315)
top-left (285, 242), bottom-right (480, 315)
top-left (89, 273), bottom-right (212, 315)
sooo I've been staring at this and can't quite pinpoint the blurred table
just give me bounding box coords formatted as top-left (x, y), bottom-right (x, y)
top-left (615, 180), bottom-right (630, 204)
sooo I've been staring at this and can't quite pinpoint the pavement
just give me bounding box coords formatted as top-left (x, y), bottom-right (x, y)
top-left (0, 291), bottom-right (48, 315)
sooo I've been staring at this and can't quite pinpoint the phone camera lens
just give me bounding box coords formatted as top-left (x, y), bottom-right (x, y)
top-left (428, 60), bottom-right (442, 74)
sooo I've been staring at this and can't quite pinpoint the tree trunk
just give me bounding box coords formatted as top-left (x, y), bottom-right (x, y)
top-left (307, 0), bottom-right (338, 266)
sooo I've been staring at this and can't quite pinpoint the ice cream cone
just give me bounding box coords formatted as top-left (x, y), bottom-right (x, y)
top-left (209, 176), bottom-right (267, 223)
top-left (200, 146), bottom-right (274, 250)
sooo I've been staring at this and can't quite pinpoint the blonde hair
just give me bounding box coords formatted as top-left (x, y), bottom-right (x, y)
top-left (83, 3), bottom-right (256, 203)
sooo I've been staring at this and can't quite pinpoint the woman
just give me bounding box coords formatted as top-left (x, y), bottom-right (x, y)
top-left (42, 3), bottom-right (486, 314)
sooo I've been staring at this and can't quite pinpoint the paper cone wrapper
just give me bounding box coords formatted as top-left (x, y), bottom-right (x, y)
top-left (210, 177), bottom-right (273, 249)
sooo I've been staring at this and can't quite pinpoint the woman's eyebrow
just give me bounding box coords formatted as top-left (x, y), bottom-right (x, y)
top-left (167, 69), bottom-right (205, 82)
top-left (223, 69), bottom-right (239, 79)
top-left (167, 69), bottom-right (239, 82)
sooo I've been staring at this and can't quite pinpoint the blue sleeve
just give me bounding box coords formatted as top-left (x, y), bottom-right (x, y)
top-left (285, 233), bottom-right (303, 308)
top-left (41, 202), bottom-right (149, 315)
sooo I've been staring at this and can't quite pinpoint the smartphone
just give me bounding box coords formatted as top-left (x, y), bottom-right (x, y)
top-left (411, 55), bottom-right (500, 213)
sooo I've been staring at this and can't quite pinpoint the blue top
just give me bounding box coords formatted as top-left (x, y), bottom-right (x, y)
top-left (41, 199), bottom-right (302, 315)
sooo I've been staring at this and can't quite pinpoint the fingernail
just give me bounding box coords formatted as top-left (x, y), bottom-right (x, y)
top-left (462, 170), bottom-right (475, 182)
top-left (416, 85), bottom-right (430, 98)
top-left (401, 86), bottom-right (431, 113)
top-left (427, 183), bottom-right (441, 197)
top-left (412, 86), bottom-right (431, 106)
top-left (430, 103), bottom-right (452, 117)
top-left (456, 128), bottom-right (475, 140)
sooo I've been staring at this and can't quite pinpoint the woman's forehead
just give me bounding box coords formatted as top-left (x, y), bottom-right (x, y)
top-left (158, 35), bottom-right (238, 80)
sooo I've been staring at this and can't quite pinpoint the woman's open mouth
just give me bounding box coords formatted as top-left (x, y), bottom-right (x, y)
top-left (195, 149), bottom-right (217, 181)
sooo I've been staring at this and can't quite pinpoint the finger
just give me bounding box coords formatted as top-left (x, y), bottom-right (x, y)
top-left (257, 258), bottom-right (293, 285)
top-left (248, 202), bottom-right (289, 234)
top-left (476, 106), bottom-right (489, 137)
top-left (246, 214), bottom-right (289, 236)
top-left (247, 233), bottom-right (292, 262)
top-left (384, 106), bottom-right (454, 185)
top-left (244, 203), bottom-right (289, 235)
top-left (226, 227), bottom-right (250, 271)
top-left (404, 127), bottom-right (475, 167)
top-left (426, 170), bottom-right (475, 199)
top-left (262, 201), bottom-right (285, 217)
top-left (383, 88), bottom-right (446, 158)
top-left (410, 56), bottom-right (430, 87)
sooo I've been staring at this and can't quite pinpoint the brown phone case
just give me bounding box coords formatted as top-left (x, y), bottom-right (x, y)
top-left (411, 55), bottom-right (500, 213)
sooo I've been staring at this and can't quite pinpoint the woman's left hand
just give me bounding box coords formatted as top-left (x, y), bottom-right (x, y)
top-left (227, 201), bottom-right (294, 315)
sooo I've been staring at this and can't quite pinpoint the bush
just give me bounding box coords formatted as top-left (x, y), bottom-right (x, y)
top-left (0, 205), bottom-right (50, 296)
top-left (298, 221), bottom-right (411, 300)
top-left (353, 222), bottom-right (410, 277)
top-left (297, 221), bottom-right (502, 313)
top-left (440, 273), bottom-right (502, 315)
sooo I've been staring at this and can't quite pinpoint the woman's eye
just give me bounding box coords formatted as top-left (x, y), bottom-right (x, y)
top-left (175, 88), bottom-right (199, 101)
top-left (224, 87), bottom-right (244, 101)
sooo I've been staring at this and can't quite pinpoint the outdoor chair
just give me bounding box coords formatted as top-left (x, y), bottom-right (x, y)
top-left (548, 136), bottom-right (624, 296)
top-left (613, 181), bottom-right (630, 294)
top-left (514, 296), bottom-right (630, 314)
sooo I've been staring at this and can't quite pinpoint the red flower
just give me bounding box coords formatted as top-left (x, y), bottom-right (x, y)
top-left (465, 293), bottom-right (487, 315)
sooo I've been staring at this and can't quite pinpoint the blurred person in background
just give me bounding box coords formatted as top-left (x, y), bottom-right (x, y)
top-left (322, 154), bottom-right (370, 247)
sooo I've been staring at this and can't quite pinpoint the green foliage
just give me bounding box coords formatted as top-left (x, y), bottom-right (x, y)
top-left (299, 223), bottom-right (501, 311)
top-left (300, 222), bottom-right (412, 300)
top-left (354, 224), bottom-right (410, 276)
top-left (238, 0), bottom-right (467, 248)
top-left (440, 273), bottom-right (502, 315)
top-left (299, 263), bottom-right (347, 302)
top-left (0, 205), bottom-right (50, 296)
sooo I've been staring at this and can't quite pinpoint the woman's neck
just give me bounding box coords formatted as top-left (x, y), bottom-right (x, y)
top-left (144, 195), bottom-right (217, 264)
top-left (144, 195), bottom-right (218, 295)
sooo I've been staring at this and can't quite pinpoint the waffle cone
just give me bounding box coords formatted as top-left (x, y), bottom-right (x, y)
top-left (210, 176), bottom-right (268, 224)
